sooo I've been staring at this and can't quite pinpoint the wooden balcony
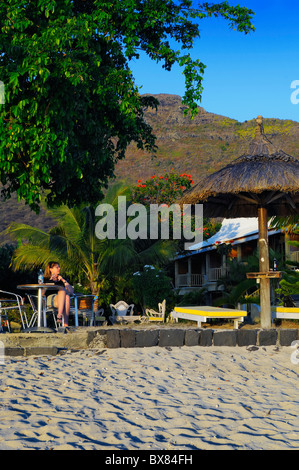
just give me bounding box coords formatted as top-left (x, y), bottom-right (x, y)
top-left (176, 274), bottom-right (205, 287)
top-left (289, 251), bottom-right (299, 263)
top-left (176, 267), bottom-right (227, 287)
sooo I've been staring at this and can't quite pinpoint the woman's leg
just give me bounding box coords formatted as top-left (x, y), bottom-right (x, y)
top-left (64, 294), bottom-right (71, 327)
top-left (54, 290), bottom-right (66, 325)
top-left (54, 290), bottom-right (71, 327)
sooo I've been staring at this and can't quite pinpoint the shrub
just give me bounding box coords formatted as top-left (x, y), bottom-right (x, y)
top-left (131, 265), bottom-right (174, 313)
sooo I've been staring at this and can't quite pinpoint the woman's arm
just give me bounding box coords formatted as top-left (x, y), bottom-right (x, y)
top-left (58, 276), bottom-right (74, 295)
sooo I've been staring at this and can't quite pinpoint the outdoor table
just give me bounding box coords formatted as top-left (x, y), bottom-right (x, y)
top-left (17, 284), bottom-right (62, 329)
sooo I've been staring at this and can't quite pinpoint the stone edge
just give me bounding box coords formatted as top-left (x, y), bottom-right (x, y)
top-left (1, 328), bottom-right (298, 356)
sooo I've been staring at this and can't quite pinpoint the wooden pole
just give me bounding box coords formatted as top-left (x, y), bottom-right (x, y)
top-left (258, 206), bottom-right (271, 329)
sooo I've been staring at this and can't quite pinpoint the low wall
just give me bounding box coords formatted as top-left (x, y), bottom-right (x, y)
top-left (1, 326), bottom-right (298, 356)
top-left (104, 327), bottom-right (299, 349)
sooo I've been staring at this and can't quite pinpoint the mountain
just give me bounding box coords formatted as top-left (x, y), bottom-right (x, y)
top-left (114, 93), bottom-right (299, 184)
top-left (0, 195), bottom-right (56, 245)
top-left (0, 93), bottom-right (299, 244)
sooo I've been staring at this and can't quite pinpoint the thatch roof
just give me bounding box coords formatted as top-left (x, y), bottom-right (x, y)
top-left (180, 116), bottom-right (299, 217)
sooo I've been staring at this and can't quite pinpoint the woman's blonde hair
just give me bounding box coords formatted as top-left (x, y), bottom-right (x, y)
top-left (44, 261), bottom-right (59, 278)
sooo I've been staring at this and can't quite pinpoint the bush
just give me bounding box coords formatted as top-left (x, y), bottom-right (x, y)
top-left (0, 244), bottom-right (36, 293)
top-left (131, 265), bottom-right (174, 313)
top-left (177, 288), bottom-right (207, 306)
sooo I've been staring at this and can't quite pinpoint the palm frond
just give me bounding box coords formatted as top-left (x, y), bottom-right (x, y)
top-left (49, 205), bottom-right (84, 241)
top-left (6, 223), bottom-right (49, 244)
top-left (99, 238), bottom-right (138, 276)
top-left (270, 216), bottom-right (299, 233)
top-left (104, 182), bottom-right (131, 208)
top-left (11, 245), bottom-right (53, 270)
top-left (214, 278), bottom-right (257, 308)
top-left (135, 239), bottom-right (177, 267)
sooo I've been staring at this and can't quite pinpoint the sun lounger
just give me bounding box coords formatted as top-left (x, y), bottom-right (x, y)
top-left (170, 305), bottom-right (247, 329)
top-left (271, 306), bottom-right (299, 321)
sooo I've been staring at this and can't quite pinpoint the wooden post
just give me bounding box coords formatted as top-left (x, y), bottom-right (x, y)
top-left (258, 206), bottom-right (271, 329)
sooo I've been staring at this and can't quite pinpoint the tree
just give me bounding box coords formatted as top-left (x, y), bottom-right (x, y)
top-left (0, 0), bottom-right (255, 211)
top-left (277, 265), bottom-right (299, 301)
top-left (7, 183), bottom-right (176, 294)
top-left (130, 170), bottom-right (221, 242)
top-left (214, 248), bottom-right (286, 309)
top-left (131, 171), bottom-right (194, 206)
top-left (131, 265), bottom-right (174, 313)
top-left (270, 217), bottom-right (299, 302)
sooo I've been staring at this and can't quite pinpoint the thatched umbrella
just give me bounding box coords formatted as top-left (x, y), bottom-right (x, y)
top-left (180, 116), bottom-right (299, 328)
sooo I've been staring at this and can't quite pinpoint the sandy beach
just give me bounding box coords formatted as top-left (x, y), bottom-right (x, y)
top-left (0, 345), bottom-right (298, 451)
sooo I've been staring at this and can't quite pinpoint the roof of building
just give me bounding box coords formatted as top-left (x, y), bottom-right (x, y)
top-left (179, 217), bottom-right (280, 258)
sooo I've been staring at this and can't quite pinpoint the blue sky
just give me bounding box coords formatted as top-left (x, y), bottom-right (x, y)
top-left (130, 0), bottom-right (299, 123)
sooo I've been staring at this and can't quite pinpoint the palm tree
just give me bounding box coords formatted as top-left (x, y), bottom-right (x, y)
top-left (270, 216), bottom-right (299, 301)
top-left (270, 215), bottom-right (299, 234)
top-left (214, 248), bottom-right (285, 309)
top-left (7, 183), bottom-right (177, 295)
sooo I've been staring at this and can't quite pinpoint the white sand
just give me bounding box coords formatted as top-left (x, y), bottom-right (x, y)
top-left (0, 345), bottom-right (298, 450)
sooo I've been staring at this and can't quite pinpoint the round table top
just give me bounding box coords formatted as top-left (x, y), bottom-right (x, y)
top-left (17, 284), bottom-right (62, 291)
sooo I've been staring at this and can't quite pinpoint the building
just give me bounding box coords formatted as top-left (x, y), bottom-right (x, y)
top-left (174, 218), bottom-right (298, 300)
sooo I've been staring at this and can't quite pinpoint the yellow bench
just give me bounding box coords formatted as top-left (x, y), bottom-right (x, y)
top-left (170, 305), bottom-right (247, 329)
top-left (271, 306), bottom-right (299, 320)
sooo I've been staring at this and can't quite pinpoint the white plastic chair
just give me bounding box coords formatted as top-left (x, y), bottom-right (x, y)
top-left (109, 301), bottom-right (136, 323)
top-left (145, 299), bottom-right (167, 322)
top-left (110, 300), bottom-right (134, 316)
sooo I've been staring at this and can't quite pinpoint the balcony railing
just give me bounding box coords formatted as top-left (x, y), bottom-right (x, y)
top-left (191, 274), bottom-right (205, 286)
top-left (208, 267), bottom-right (223, 281)
top-left (177, 267), bottom-right (227, 287)
top-left (289, 251), bottom-right (299, 263)
top-left (176, 274), bottom-right (205, 287)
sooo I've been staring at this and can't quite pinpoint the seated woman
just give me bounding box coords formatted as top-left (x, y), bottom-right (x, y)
top-left (44, 261), bottom-right (74, 327)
